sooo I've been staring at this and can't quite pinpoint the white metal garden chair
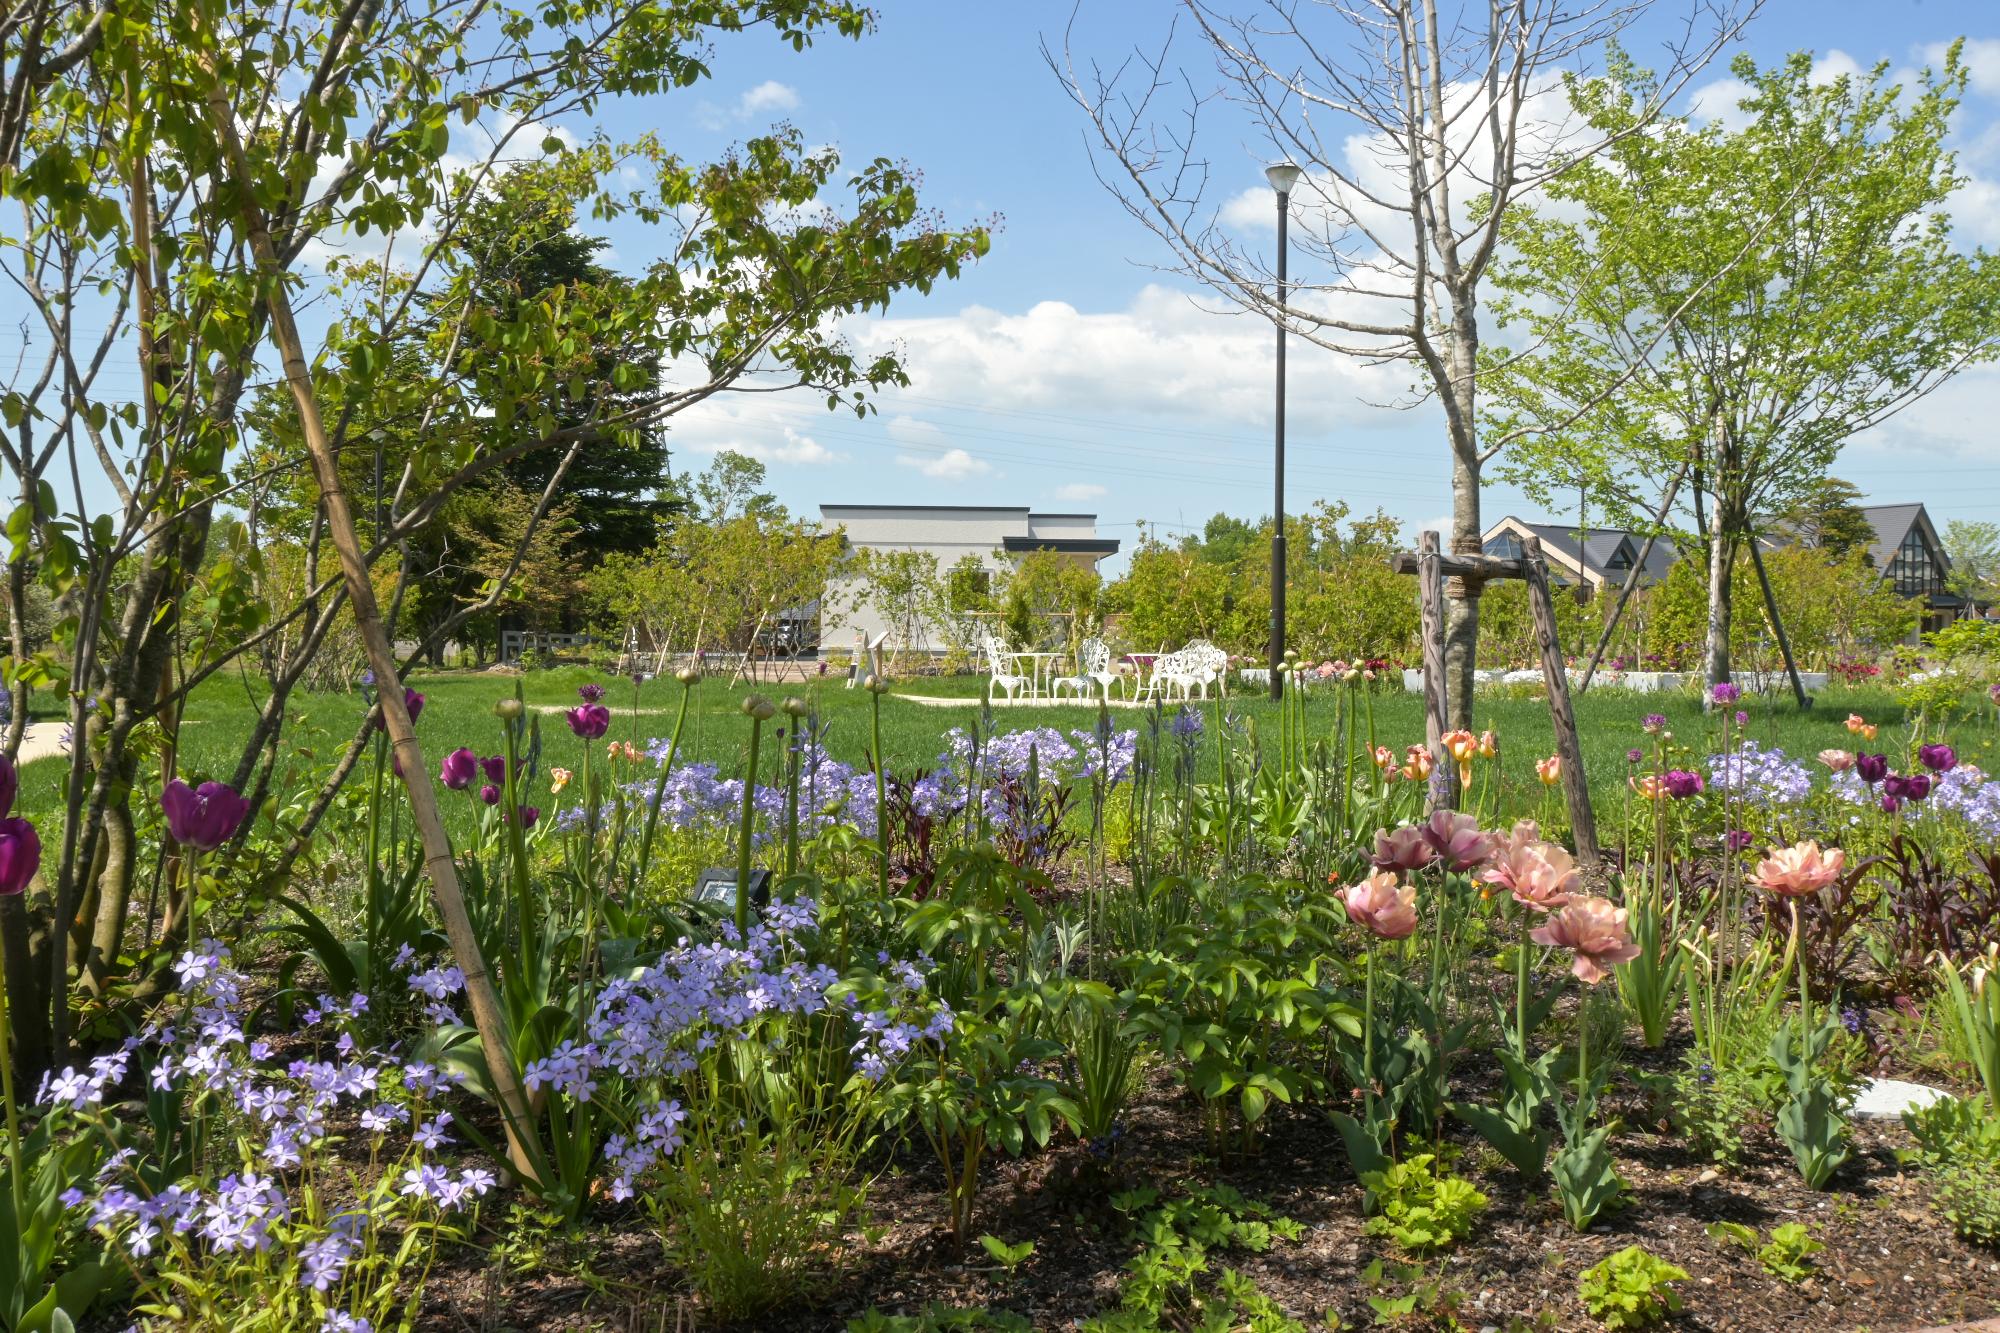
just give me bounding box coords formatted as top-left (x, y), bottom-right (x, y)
top-left (1052, 637), bottom-right (1119, 700)
top-left (981, 634), bottom-right (1031, 701)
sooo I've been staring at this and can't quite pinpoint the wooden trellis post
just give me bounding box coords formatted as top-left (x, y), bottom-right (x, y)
top-left (1391, 533), bottom-right (1601, 866)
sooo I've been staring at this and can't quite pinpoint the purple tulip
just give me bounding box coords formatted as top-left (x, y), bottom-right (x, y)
top-left (510, 805), bottom-right (540, 828)
top-left (479, 784), bottom-right (501, 807)
top-left (1855, 753), bottom-right (1888, 785)
top-left (0, 753), bottom-right (17, 819)
top-left (480, 755), bottom-right (508, 785)
top-left (1881, 795), bottom-right (1902, 815)
top-left (1883, 773), bottom-right (1911, 800)
top-left (440, 747), bottom-right (478, 790)
top-left (0, 816), bottom-right (40, 896)
top-left (566, 703), bottom-right (611, 740)
top-left (1725, 829), bottom-right (1754, 853)
top-left (1918, 743), bottom-right (1958, 773)
top-left (1662, 769), bottom-right (1705, 799)
top-left (578, 683), bottom-right (606, 703)
top-left (1711, 682), bottom-right (1741, 705)
top-left (404, 688), bottom-right (425, 723)
top-left (161, 778), bottom-right (251, 851)
top-left (1904, 772), bottom-right (1933, 802)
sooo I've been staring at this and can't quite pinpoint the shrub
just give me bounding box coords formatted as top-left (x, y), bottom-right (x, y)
top-left (1577, 1246), bottom-right (1687, 1330)
top-left (1359, 1153), bottom-right (1488, 1253)
top-left (1901, 1095), bottom-right (2000, 1243)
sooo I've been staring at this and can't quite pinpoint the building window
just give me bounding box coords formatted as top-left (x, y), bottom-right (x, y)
top-left (1890, 529), bottom-right (1939, 597)
top-left (1484, 533), bottom-right (1523, 560)
top-left (1605, 543), bottom-right (1633, 572)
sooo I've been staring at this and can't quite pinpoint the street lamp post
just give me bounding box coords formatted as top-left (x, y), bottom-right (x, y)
top-left (1266, 162), bottom-right (1302, 703)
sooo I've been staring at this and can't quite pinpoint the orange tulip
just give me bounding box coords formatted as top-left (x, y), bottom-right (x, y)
top-left (1401, 745), bottom-right (1434, 783)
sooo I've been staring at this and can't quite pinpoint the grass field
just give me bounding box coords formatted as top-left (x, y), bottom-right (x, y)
top-left (18, 663), bottom-right (1992, 831)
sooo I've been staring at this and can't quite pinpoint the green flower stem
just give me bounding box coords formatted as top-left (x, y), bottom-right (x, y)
top-left (1516, 911), bottom-right (1533, 1056)
top-left (636, 679), bottom-right (693, 889)
top-left (870, 687), bottom-right (889, 899)
top-left (1363, 945), bottom-right (1377, 1118)
top-left (735, 712), bottom-right (765, 939)
top-left (0, 922), bottom-right (25, 1242)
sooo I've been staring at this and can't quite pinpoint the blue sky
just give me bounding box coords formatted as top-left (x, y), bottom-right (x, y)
top-left (571, 0), bottom-right (2000, 571)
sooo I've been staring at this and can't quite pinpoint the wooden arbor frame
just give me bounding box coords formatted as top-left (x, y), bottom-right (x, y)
top-left (1390, 531), bottom-right (1600, 866)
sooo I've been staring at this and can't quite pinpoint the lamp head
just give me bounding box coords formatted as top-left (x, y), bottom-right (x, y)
top-left (1264, 161), bottom-right (1304, 195)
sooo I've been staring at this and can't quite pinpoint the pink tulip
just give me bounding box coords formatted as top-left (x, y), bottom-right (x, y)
top-left (1370, 825), bottom-right (1438, 873)
top-left (1754, 840), bottom-right (1846, 898)
top-left (1531, 896), bottom-right (1641, 984)
top-left (1341, 871), bottom-right (1419, 940)
top-left (1481, 839), bottom-right (1579, 912)
top-left (1420, 808), bottom-right (1497, 873)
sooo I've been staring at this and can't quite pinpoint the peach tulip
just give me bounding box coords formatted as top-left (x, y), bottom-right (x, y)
top-left (1478, 730), bottom-right (1499, 759)
top-left (1818, 749), bottom-right (1855, 773)
top-left (1401, 746), bottom-right (1434, 783)
top-left (1530, 895), bottom-right (1641, 984)
top-left (1421, 808), bottom-right (1498, 873)
top-left (1754, 840), bottom-right (1846, 898)
top-left (1482, 839), bottom-right (1579, 912)
top-left (1535, 755), bottom-right (1562, 786)
top-left (1341, 871), bottom-right (1420, 940)
top-left (1372, 824), bottom-right (1440, 873)
top-left (1630, 774), bottom-right (1664, 801)
top-left (549, 767), bottom-right (573, 794)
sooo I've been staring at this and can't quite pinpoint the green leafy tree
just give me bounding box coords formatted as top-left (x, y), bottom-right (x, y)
top-left (0, 0), bottom-right (985, 1076)
top-left (1944, 519), bottom-right (2000, 614)
top-left (1485, 46), bottom-right (2000, 690)
top-left (1781, 478), bottom-right (1877, 562)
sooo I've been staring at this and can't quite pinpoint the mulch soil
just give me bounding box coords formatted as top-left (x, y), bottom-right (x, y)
top-left (414, 1041), bottom-right (2000, 1333)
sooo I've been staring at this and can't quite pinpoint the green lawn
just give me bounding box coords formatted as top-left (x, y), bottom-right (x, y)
top-left (18, 664), bottom-right (1989, 832)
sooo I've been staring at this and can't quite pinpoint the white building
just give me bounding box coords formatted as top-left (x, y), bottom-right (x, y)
top-left (819, 504), bottom-right (1119, 655)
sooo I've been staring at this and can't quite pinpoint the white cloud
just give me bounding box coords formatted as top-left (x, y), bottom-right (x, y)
top-left (1924, 39), bottom-right (2000, 99)
top-left (739, 80), bottom-right (801, 116)
top-left (850, 284), bottom-right (1403, 438)
top-left (698, 80), bottom-right (803, 129)
top-left (897, 447), bottom-right (993, 480)
top-left (1052, 482), bottom-right (1107, 501)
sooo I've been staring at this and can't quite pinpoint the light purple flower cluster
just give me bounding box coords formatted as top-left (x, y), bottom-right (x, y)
top-left (1705, 740), bottom-right (1814, 807)
top-left (55, 941), bottom-right (495, 1299)
top-left (508, 899), bottom-right (946, 1201)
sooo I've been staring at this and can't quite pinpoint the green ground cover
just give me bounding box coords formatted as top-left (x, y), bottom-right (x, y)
top-left (21, 666), bottom-right (1985, 836)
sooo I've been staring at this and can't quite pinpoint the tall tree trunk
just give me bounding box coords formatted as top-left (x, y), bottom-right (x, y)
top-left (1441, 303), bottom-right (1482, 731)
top-left (1704, 502), bottom-right (1739, 690)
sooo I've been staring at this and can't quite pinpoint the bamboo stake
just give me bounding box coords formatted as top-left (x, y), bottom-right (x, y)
top-left (201, 72), bottom-right (539, 1177)
top-left (1417, 530), bottom-right (1452, 811)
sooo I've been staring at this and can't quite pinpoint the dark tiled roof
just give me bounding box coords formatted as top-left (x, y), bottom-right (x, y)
top-left (1509, 520), bottom-right (1679, 583)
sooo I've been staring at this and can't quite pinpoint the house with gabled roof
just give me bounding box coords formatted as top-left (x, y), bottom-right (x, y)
top-left (1479, 517), bottom-right (1680, 591)
top-left (1480, 501), bottom-right (1966, 632)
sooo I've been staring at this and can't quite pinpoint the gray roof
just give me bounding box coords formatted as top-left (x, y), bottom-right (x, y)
top-left (1506, 520), bottom-right (1680, 584)
top-left (1859, 503), bottom-right (1929, 572)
